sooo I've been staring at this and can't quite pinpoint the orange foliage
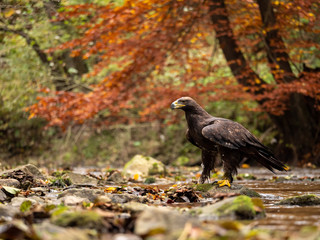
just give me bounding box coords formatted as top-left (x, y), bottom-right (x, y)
top-left (27, 0), bottom-right (320, 128)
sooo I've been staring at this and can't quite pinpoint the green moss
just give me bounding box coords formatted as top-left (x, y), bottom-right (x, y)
top-left (144, 177), bottom-right (156, 184)
top-left (49, 175), bottom-right (72, 187)
top-left (278, 194), bottom-right (320, 206)
top-left (215, 196), bottom-right (256, 219)
top-left (148, 163), bottom-right (160, 175)
top-left (174, 156), bottom-right (190, 166)
top-left (237, 173), bottom-right (256, 180)
top-left (51, 211), bottom-right (103, 229)
top-left (194, 183), bottom-right (214, 192)
top-left (240, 188), bottom-right (261, 198)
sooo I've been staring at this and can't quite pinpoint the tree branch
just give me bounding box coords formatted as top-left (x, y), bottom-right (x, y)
top-left (256, 0), bottom-right (296, 83)
top-left (209, 0), bottom-right (264, 95)
top-left (0, 26), bottom-right (49, 65)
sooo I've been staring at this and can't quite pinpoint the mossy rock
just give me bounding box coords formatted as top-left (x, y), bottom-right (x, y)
top-left (214, 196), bottom-right (264, 219)
top-left (195, 195), bottom-right (265, 220)
top-left (123, 155), bottom-right (165, 177)
top-left (278, 194), bottom-right (320, 206)
top-left (144, 177), bottom-right (156, 184)
top-left (194, 183), bottom-right (213, 192)
top-left (195, 183), bottom-right (261, 198)
top-left (51, 210), bottom-right (103, 229)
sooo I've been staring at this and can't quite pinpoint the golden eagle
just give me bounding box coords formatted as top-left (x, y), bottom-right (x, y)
top-left (171, 97), bottom-right (287, 187)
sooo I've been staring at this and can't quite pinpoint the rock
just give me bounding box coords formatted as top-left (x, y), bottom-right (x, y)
top-left (195, 183), bottom-right (261, 198)
top-left (51, 210), bottom-right (103, 229)
top-left (0, 179), bottom-right (20, 188)
top-left (0, 189), bottom-right (8, 201)
top-left (123, 155), bottom-right (165, 177)
top-left (58, 188), bottom-right (105, 202)
top-left (0, 164), bottom-right (44, 180)
top-left (278, 194), bottom-right (320, 206)
top-left (60, 196), bottom-right (90, 206)
top-left (108, 193), bottom-right (149, 204)
top-left (122, 201), bottom-right (150, 213)
top-left (0, 205), bottom-right (19, 220)
top-left (134, 206), bottom-right (193, 239)
top-left (94, 195), bottom-right (112, 204)
top-left (0, 220), bottom-right (30, 239)
top-left (34, 221), bottom-right (98, 240)
top-left (27, 195), bottom-right (45, 205)
top-left (0, 164), bottom-right (45, 189)
top-left (113, 233), bottom-right (142, 240)
top-left (64, 172), bottom-right (98, 186)
top-left (9, 197), bottom-right (38, 207)
top-left (193, 195), bottom-right (265, 220)
top-left (144, 177), bottom-right (156, 184)
top-left (106, 170), bottom-right (124, 183)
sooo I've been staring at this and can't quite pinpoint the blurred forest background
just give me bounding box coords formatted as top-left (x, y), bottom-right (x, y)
top-left (0, 0), bottom-right (319, 169)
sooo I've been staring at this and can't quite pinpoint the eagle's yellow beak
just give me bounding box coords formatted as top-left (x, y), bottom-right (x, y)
top-left (170, 100), bottom-right (185, 109)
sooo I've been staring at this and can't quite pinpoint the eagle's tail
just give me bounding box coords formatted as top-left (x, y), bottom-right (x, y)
top-left (255, 148), bottom-right (288, 173)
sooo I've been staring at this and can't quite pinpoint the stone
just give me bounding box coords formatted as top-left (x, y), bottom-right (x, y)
top-left (9, 197), bottom-right (38, 207)
top-left (134, 206), bottom-right (194, 239)
top-left (0, 164), bottom-right (44, 180)
top-left (0, 189), bottom-right (8, 201)
top-left (278, 194), bottom-right (320, 206)
top-left (113, 233), bottom-right (143, 240)
top-left (0, 179), bottom-right (20, 188)
top-left (123, 155), bottom-right (165, 177)
top-left (0, 220), bottom-right (30, 239)
top-left (193, 195), bottom-right (265, 220)
top-left (64, 172), bottom-right (98, 186)
top-left (122, 201), bottom-right (150, 213)
top-left (0, 205), bottom-right (19, 220)
top-left (94, 195), bottom-right (112, 204)
top-left (51, 210), bottom-right (103, 229)
top-left (58, 188), bottom-right (105, 202)
top-left (34, 221), bottom-right (98, 240)
top-left (60, 196), bottom-right (90, 206)
top-left (108, 193), bottom-right (149, 204)
top-left (106, 170), bottom-right (124, 183)
top-left (195, 183), bottom-right (261, 198)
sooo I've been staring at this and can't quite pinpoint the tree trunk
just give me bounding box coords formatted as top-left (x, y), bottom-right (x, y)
top-left (256, 0), bottom-right (295, 83)
top-left (257, 0), bottom-right (320, 164)
top-left (209, 0), bottom-right (320, 165)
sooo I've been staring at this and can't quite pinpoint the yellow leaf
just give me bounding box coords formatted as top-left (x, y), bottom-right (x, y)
top-left (308, 13), bottom-right (314, 18)
top-left (133, 174), bottom-right (139, 180)
top-left (241, 163), bottom-right (250, 169)
top-left (104, 187), bottom-right (117, 193)
top-left (190, 37), bottom-right (197, 43)
top-left (4, 9), bottom-right (15, 18)
top-left (28, 113), bottom-right (35, 120)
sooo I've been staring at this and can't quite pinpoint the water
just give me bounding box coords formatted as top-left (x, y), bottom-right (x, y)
top-left (76, 166), bottom-right (320, 231)
top-left (237, 168), bottom-right (320, 231)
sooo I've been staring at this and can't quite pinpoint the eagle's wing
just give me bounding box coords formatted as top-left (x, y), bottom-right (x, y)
top-left (201, 119), bottom-right (261, 150)
top-left (202, 119), bottom-right (287, 172)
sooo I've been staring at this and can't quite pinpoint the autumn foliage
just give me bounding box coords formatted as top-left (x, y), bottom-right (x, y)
top-left (27, 0), bottom-right (320, 129)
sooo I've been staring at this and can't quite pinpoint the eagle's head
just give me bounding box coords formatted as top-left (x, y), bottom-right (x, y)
top-left (170, 97), bottom-right (197, 111)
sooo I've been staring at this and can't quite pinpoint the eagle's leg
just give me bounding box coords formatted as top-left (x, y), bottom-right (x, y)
top-left (214, 147), bottom-right (240, 188)
top-left (199, 150), bottom-right (216, 184)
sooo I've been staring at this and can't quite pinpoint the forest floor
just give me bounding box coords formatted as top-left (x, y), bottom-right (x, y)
top-left (0, 156), bottom-right (320, 240)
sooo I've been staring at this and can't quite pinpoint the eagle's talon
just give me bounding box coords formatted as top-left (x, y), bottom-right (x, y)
top-left (215, 179), bottom-right (231, 188)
